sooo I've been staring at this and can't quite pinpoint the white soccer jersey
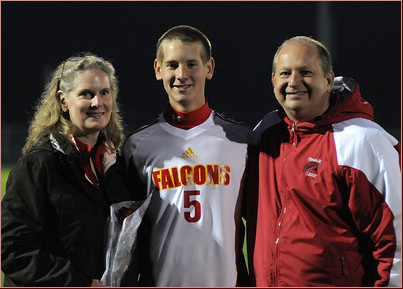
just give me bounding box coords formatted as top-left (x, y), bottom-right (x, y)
top-left (124, 111), bottom-right (252, 287)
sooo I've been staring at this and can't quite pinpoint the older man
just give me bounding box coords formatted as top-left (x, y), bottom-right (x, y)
top-left (248, 36), bottom-right (401, 287)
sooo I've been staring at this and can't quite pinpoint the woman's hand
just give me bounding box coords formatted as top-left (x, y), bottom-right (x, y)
top-left (91, 279), bottom-right (104, 287)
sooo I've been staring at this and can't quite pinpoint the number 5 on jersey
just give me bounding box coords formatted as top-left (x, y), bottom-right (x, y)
top-left (184, 190), bottom-right (201, 222)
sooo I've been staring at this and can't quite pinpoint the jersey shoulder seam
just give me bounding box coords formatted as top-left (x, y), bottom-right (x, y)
top-left (214, 111), bottom-right (245, 125)
top-left (126, 117), bottom-right (159, 140)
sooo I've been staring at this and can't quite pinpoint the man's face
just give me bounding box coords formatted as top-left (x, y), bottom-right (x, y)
top-left (154, 40), bottom-right (214, 112)
top-left (272, 43), bottom-right (334, 123)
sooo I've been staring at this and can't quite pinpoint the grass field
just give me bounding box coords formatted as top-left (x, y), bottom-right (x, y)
top-left (1, 166), bottom-right (10, 199)
top-left (1, 166), bottom-right (11, 286)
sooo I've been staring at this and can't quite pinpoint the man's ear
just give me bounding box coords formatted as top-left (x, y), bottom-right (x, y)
top-left (271, 72), bottom-right (276, 88)
top-left (206, 57), bottom-right (215, 80)
top-left (327, 71), bottom-right (335, 90)
top-left (154, 59), bottom-right (162, 80)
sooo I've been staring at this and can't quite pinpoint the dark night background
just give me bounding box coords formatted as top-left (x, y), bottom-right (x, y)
top-left (1, 1), bottom-right (401, 165)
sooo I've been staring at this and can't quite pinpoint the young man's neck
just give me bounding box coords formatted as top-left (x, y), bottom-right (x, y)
top-left (163, 101), bottom-right (211, 130)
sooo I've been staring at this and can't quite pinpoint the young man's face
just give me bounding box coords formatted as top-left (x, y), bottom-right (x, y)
top-left (271, 43), bottom-right (334, 123)
top-left (154, 40), bottom-right (214, 112)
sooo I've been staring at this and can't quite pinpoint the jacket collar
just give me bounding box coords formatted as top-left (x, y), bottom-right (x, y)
top-left (48, 129), bottom-right (109, 206)
top-left (280, 80), bottom-right (374, 134)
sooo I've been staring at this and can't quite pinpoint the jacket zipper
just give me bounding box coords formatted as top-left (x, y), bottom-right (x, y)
top-left (340, 257), bottom-right (345, 276)
top-left (291, 123), bottom-right (298, 146)
top-left (274, 124), bottom-right (297, 286)
top-left (340, 257), bottom-right (350, 285)
top-left (275, 140), bottom-right (294, 286)
top-left (274, 206), bottom-right (286, 286)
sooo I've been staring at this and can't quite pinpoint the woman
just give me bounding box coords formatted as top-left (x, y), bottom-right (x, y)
top-left (1, 53), bottom-right (125, 286)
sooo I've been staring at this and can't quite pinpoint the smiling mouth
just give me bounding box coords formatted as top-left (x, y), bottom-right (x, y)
top-left (173, 84), bottom-right (192, 90)
top-left (286, 91), bottom-right (308, 95)
top-left (86, 112), bottom-right (105, 117)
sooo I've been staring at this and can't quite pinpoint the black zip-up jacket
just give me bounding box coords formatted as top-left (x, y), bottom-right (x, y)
top-left (1, 131), bottom-right (129, 286)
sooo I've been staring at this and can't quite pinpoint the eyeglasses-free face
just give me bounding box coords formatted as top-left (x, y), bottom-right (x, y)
top-left (60, 69), bottom-right (113, 145)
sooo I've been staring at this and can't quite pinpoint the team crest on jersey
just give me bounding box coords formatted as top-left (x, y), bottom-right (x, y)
top-left (181, 147), bottom-right (197, 159)
top-left (303, 157), bottom-right (321, 178)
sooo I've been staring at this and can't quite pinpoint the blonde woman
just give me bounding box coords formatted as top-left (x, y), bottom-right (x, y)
top-left (1, 53), bottom-right (126, 286)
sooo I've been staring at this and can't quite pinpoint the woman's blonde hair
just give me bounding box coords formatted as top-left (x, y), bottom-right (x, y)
top-left (23, 52), bottom-right (124, 154)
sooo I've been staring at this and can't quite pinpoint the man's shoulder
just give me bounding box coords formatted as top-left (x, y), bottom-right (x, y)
top-left (123, 116), bottom-right (162, 154)
top-left (253, 110), bottom-right (282, 145)
top-left (332, 118), bottom-right (399, 168)
top-left (212, 111), bottom-right (253, 144)
top-left (254, 110), bottom-right (281, 131)
top-left (213, 111), bottom-right (245, 125)
top-left (212, 111), bottom-right (251, 130)
top-left (126, 117), bottom-right (160, 139)
top-left (333, 118), bottom-right (398, 146)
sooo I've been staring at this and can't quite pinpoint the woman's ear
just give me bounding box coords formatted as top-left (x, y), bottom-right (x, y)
top-left (58, 91), bottom-right (68, 112)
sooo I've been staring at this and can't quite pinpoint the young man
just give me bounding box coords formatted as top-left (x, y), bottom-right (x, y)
top-left (247, 36), bottom-right (401, 287)
top-left (123, 25), bottom-right (252, 286)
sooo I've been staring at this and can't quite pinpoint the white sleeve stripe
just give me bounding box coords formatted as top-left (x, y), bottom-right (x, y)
top-left (333, 118), bottom-right (401, 287)
top-left (333, 118), bottom-right (400, 212)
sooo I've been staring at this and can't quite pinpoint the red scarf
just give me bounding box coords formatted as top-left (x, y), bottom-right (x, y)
top-left (74, 137), bottom-right (104, 188)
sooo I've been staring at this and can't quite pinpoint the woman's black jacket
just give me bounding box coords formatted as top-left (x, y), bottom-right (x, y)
top-left (1, 132), bottom-right (129, 286)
